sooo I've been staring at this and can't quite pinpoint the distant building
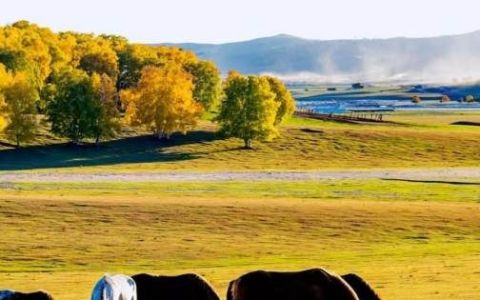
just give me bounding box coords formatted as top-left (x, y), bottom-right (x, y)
top-left (352, 83), bottom-right (364, 89)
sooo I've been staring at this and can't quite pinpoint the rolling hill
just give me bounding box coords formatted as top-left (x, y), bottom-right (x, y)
top-left (160, 31), bottom-right (480, 83)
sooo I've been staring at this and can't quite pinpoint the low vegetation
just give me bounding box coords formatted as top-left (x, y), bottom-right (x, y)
top-left (0, 180), bottom-right (479, 300)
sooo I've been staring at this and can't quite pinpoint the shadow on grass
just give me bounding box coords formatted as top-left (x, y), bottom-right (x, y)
top-left (382, 178), bottom-right (480, 186)
top-left (0, 130), bottom-right (220, 171)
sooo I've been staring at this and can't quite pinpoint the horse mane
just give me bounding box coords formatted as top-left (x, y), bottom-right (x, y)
top-left (341, 274), bottom-right (381, 300)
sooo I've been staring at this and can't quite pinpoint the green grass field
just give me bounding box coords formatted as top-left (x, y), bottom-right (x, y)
top-left (0, 180), bottom-right (479, 300)
top-left (1, 111), bottom-right (480, 300)
top-left (1, 111), bottom-right (480, 172)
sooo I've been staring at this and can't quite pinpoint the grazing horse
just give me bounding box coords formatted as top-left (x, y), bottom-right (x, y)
top-left (341, 274), bottom-right (381, 300)
top-left (91, 274), bottom-right (137, 300)
top-left (132, 273), bottom-right (220, 300)
top-left (0, 290), bottom-right (53, 300)
top-left (227, 268), bottom-right (359, 300)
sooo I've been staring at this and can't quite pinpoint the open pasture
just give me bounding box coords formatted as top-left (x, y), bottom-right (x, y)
top-left (1, 112), bottom-right (480, 172)
top-left (0, 180), bottom-right (479, 300)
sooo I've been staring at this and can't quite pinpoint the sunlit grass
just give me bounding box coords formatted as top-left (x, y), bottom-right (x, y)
top-left (1, 180), bottom-right (479, 300)
top-left (3, 179), bottom-right (480, 203)
top-left (1, 112), bottom-right (480, 172)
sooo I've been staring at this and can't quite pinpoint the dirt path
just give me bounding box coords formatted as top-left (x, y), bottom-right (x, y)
top-left (1, 168), bottom-right (480, 182)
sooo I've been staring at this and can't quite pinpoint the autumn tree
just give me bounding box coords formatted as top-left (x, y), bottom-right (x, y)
top-left (217, 72), bottom-right (279, 149)
top-left (79, 52), bottom-right (119, 79)
top-left (263, 76), bottom-right (295, 125)
top-left (0, 64), bottom-right (11, 131)
top-left (0, 49), bottom-right (30, 72)
top-left (185, 60), bottom-right (222, 111)
top-left (0, 93), bottom-right (6, 131)
top-left (0, 71), bottom-right (39, 147)
top-left (0, 20), bottom-right (223, 144)
top-left (46, 69), bottom-right (98, 144)
top-left (91, 73), bottom-right (120, 144)
top-left (117, 44), bottom-right (160, 89)
top-left (121, 65), bottom-right (202, 139)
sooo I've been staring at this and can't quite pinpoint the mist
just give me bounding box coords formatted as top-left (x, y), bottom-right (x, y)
top-left (267, 33), bottom-right (480, 85)
top-left (180, 31), bottom-right (480, 86)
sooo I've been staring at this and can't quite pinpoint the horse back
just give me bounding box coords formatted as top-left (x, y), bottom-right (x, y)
top-left (228, 268), bottom-right (359, 300)
top-left (132, 273), bottom-right (219, 300)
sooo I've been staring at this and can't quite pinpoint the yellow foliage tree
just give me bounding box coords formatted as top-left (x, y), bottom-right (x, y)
top-left (263, 76), bottom-right (296, 125)
top-left (121, 65), bottom-right (203, 139)
top-left (0, 64), bottom-right (10, 131)
top-left (0, 70), bottom-right (38, 147)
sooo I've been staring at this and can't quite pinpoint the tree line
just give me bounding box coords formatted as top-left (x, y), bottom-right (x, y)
top-left (0, 21), bottom-right (294, 149)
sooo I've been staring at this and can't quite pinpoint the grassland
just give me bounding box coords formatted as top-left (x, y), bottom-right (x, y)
top-left (1, 180), bottom-right (479, 300)
top-left (1, 111), bottom-right (480, 172)
top-left (1, 111), bottom-right (480, 300)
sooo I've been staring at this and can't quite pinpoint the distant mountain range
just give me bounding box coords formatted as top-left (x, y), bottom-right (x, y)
top-left (159, 31), bottom-right (480, 83)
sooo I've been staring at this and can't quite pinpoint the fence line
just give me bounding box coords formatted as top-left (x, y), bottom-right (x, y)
top-left (295, 108), bottom-right (387, 123)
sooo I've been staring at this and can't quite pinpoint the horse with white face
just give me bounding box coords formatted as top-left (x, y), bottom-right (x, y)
top-left (91, 274), bottom-right (137, 300)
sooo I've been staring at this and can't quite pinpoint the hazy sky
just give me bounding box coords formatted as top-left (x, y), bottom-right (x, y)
top-left (2, 0), bottom-right (480, 43)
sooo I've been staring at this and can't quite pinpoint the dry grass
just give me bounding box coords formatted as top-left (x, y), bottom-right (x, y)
top-left (1, 181), bottom-right (480, 300)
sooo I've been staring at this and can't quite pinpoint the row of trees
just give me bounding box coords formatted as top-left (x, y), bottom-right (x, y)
top-left (0, 21), bottom-right (294, 149)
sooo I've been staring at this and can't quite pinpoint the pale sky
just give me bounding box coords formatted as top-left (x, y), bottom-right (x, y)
top-left (2, 0), bottom-right (480, 44)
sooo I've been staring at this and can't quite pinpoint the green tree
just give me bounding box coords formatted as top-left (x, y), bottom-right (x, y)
top-left (0, 49), bottom-right (29, 72)
top-left (217, 72), bottom-right (279, 149)
top-left (117, 44), bottom-right (159, 89)
top-left (91, 73), bottom-right (120, 144)
top-left (186, 60), bottom-right (222, 111)
top-left (79, 52), bottom-right (119, 79)
top-left (264, 76), bottom-right (296, 125)
top-left (38, 82), bottom-right (57, 113)
top-left (47, 69), bottom-right (98, 144)
top-left (1, 72), bottom-right (39, 147)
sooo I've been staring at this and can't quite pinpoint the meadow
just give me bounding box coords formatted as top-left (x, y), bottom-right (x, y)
top-left (1, 111), bottom-right (480, 172)
top-left (0, 180), bottom-right (479, 300)
top-left (1, 111), bottom-right (480, 300)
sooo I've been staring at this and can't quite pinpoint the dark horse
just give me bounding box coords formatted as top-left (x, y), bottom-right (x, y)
top-left (227, 268), bottom-right (359, 300)
top-left (0, 291), bottom-right (53, 300)
top-left (341, 274), bottom-right (381, 300)
top-left (132, 273), bottom-right (220, 300)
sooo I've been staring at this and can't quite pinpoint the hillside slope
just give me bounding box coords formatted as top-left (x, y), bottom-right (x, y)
top-left (160, 32), bottom-right (480, 83)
